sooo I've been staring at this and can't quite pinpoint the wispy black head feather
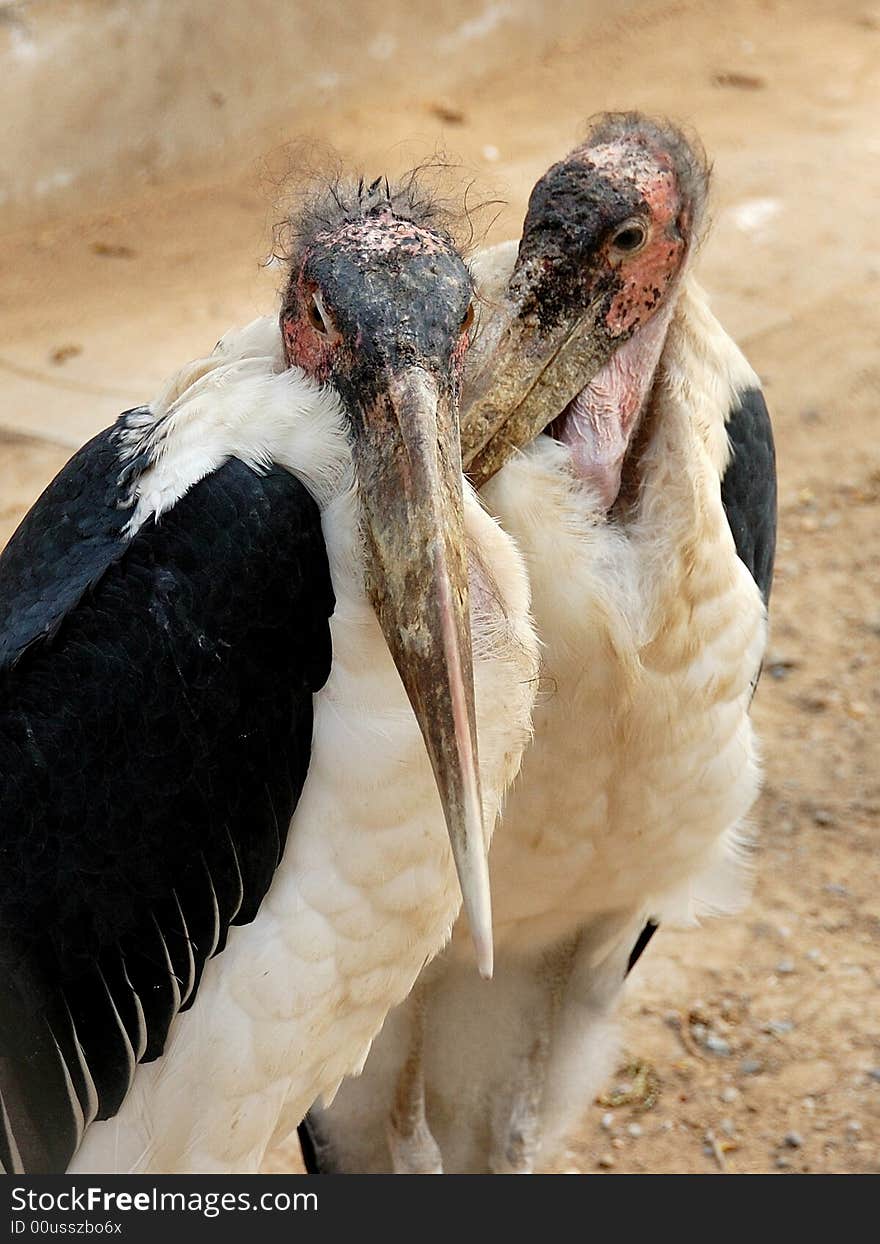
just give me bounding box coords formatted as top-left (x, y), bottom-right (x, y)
top-left (271, 155), bottom-right (502, 274)
top-left (275, 158), bottom-right (502, 394)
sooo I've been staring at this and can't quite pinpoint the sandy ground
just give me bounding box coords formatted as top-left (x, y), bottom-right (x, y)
top-left (1, 0), bottom-right (877, 1174)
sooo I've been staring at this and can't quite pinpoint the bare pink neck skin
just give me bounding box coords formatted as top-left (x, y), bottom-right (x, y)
top-left (555, 300), bottom-right (675, 510)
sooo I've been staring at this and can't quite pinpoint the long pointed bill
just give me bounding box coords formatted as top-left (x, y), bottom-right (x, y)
top-left (460, 276), bottom-right (623, 488)
top-left (352, 365), bottom-right (493, 978)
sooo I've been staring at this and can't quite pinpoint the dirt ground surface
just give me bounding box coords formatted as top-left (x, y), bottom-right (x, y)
top-left (1, 0), bottom-right (877, 1174)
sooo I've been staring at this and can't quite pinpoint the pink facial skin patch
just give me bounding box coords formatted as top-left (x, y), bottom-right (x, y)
top-left (554, 300), bottom-right (673, 509)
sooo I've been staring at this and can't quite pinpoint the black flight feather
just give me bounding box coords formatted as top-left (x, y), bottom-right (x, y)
top-left (0, 446), bottom-right (334, 1171)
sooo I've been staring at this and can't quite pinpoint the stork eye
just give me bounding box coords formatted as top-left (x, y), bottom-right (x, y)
top-left (460, 302), bottom-right (476, 333)
top-left (611, 221), bottom-right (648, 254)
top-left (307, 291), bottom-right (333, 336)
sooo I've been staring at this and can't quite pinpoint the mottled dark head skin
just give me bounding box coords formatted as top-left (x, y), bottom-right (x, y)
top-left (280, 181), bottom-right (474, 415)
top-left (514, 112), bottom-right (709, 339)
top-left (462, 114), bottom-right (710, 486)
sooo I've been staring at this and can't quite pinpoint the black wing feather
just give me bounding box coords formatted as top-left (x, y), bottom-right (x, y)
top-left (626, 919), bottom-right (658, 976)
top-left (721, 386), bottom-right (777, 603)
top-left (0, 418), bottom-right (148, 668)
top-left (0, 449), bottom-right (334, 1171)
top-left (298, 1115), bottom-right (336, 1174)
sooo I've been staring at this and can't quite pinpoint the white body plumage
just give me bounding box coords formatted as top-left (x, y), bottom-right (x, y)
top-left (69, 321), bottom-right (538, 1173)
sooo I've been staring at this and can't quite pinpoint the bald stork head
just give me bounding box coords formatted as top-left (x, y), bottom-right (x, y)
top-left (279, 179), bottom-right (492, 975)
top-left (463, 113), bottom-right (709, 494)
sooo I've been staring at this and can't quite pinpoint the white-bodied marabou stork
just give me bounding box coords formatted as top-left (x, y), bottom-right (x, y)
top-left (0, 176), bottom-right (540, 1173)
top-left (299, 114), bottom-right (777, 1173)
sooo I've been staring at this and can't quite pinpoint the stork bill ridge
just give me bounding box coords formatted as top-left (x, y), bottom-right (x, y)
top-left (278, 179), bottom-right (494, 975)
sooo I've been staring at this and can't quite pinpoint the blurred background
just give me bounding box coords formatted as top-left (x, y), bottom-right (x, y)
top-left (1, 0), bottom-right (877, 1172)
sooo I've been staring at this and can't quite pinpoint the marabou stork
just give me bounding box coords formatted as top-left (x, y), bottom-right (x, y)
top-left (0, 176), bottom-right (540, 1173)
top-left (298, 114), bottom-right (777, 1173)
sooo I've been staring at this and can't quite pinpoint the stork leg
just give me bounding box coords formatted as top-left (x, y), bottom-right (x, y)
top-left (488, 936), bottom-right (579, 1174)
top-left (386, 984), bottom-right (443, 1174)
top-left (488, 1032), bottom-right (548, 1174)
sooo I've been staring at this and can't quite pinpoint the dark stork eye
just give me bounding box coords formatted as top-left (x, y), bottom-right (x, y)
top-left (460, 302), bottom-right (476, 334)
top-left (611, 221), bottom-right (648, 255)
top-left (307, 289), bottom-right (333, 336)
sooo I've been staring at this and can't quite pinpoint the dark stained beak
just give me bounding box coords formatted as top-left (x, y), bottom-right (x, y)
top-left (351, 365), bottom-right (493, 978)
top-left (460, 269), bottom-right (620, 488)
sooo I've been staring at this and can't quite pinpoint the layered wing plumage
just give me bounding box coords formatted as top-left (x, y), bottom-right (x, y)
top-left (0, 438), bottom-right (334, 1172)
top-left (722, 386), bottom-right (777, 603)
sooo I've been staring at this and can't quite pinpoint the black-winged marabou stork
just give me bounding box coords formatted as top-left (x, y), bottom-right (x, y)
top-left (298, 114), bottom-right (777, 1173)
top-left (0, 176), bottom-right (540, 1173)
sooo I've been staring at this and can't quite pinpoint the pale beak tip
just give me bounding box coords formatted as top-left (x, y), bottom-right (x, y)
top-left (475, 931), bottom-right (495, 981)
top-left (458, 853), bottom-right (494, 979)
